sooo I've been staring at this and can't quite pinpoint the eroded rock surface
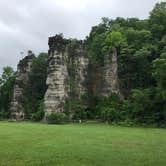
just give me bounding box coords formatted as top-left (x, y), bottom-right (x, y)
top-left (44, 35), bottom-right (89, 114)
top-left (44, 35), bottom-right (123, 115)
top-left (102, 48), bottom-right (121, 97)
top-left (10, 51), bottom-right (34, 120)
top-left (44, 50), bottom-right (68, 113)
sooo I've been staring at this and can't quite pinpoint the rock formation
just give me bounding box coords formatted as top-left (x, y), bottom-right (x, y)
top-left (44, 47), bottom-right (68, 113)
top-left (44, 35), bottom-right (88, 114)
top-left (102, 48), bottom-right (121, 97)
top-left (9, 34), bottom-right (122, 118)
top-left (44, 34), bottom-right (122, 115)
top-left (10, 51), bottom-right (35, 120)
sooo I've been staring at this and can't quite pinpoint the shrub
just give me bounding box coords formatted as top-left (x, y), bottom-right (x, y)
top-left (31, 100), bottom-right (45, 121)
top-left (45, 112), bottom-right (69, 124)
top-left (31, 111), bottom-right (44, 122)
top-left (96, 94), bottom-right (123, 123)
top-left (0, 111), bottom-right (8, 120)
top-left (121, 100), bottom-right (134, 120)
top-left (72, 103), bottom-right (87, 120)
top-left (64, 99), bottom-right (87, 120)
top-left (100, 107), bottom-right (121, 123)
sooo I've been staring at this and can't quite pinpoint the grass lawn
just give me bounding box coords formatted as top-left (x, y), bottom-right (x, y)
top-left (0, 122), bottom-right (166, 166)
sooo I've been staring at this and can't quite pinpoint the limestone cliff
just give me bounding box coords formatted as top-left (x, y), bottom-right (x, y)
top-left (44, 34), bottom-right (122, 115)
top-left (9, 34), bottom-right (122, 119)
top-left (44, 35), bottom-right (88, 114)
top-left (10, 51), bottom-right (35, 120)
top-left (102, 48), bottom-right (122, 97)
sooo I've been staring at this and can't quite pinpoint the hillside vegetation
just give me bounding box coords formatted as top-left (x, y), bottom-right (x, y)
top-left (0, 2), bottom-right (166, 126)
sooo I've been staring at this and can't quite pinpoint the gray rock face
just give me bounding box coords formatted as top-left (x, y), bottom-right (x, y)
top-left (76, 54), bottom-right (89, 97)
top-left (10, 51), bottom-right (34, 120)
top-left (44, 35), bottom-right (122, 115)
top-left (44, 50), bottom-right (68, 113)
top-left (66, 44), bottom-right (89, 98)
top-left (44, 35), bottom-right (88, 114)
top-left (102, 48), bottom-right (121, 97)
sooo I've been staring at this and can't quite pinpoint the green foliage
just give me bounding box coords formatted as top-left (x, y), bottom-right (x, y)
top-left (45, 112), bottom-right (69, 124)
top-left (104, 31), bottom-right (124, 49)
top-left (0, 66), bottom-right (14, 85)
top-left (100, 107), bottom-right (121, 123)
top-left (152, 54), bottom-right (166, 88)
top-left (31, 111), bottom-right (44, 122)
top-left (31, 100), bottom-right (44, 121)
top-left (0, 67), bottom-right (15, 118)
top-left (72, 103), bottom-right (87, 120)
top-left (130, 88), bottom-right (166, 126)
top-left (149, 2), bottom-right (166, 39)
top-left (125, 28), bottom-right (152, 47)
top-left (131, 88), bottom-right (155, 123)
top-left (87, 33), bottom-right (106, 63)
top-left (64, 99), bottom-right (87, 120)
top-left (0, 111), bottom-right (8, 120)
top-left (23, 53), bottom-right (48, 118)
top-left (1, 2), bottom-right (166, 127)
top-left (97, 94), bottom-right (123, 123)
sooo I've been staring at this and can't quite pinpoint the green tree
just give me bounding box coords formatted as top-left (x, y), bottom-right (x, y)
top-left (153, 53), bottom-right (166, 89)
top-left (23, 53), bottom-right (48, 118)
top-left (149, 2), bottom-right (166, 39)
top-left (0, 67), bottom-right (15, 118)
top-left (105, 31), bottom-right (124, 49)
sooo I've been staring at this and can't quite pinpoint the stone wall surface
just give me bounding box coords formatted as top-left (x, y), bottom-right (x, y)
top-left (44, 50), bottom-right (68, 113)
top-left (67, 45), bottom-right (89, 98)
top-left (102, 48), bottom-right (121, 97)
top-left (44, 35), bottom-right (89, 114)
top-left (44, 35), bottom-right (122, 115)
top-left (10, 51), bottom-right (34, 120)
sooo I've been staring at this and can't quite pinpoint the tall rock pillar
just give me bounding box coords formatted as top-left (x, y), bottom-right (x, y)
top-left (10, 51), bottom-right (35, 120)
top-left (44, 36), bottom-right (68, 114)
top-left (102, 48), bottom-right (122, 97)
top-left (73, 47), bottom-right (89, 98)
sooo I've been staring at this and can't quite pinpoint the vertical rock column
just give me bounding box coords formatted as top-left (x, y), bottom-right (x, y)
top-left (102, 48), bottom-right (121, 97)
top-left (75, 48), bottom-right (89, 98)
top-left (10, 51), bottom-right (35, 120)
top-left (44, 40), bottom-right (68, 114)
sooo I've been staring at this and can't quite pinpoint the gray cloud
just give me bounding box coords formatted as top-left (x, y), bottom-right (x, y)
top-left (0, 0), bottom-right (162, 72)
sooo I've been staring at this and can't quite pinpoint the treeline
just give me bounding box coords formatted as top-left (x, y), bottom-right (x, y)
top-left (0, 53), bottom-right (48, 120)
top-left (83, 2), bottom-right (166, 127)
top-left (0, 2), bottom-right (166, 126)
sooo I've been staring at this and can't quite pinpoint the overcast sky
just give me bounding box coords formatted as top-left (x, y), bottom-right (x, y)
top-left (0, 0), bottom-right (163, 72)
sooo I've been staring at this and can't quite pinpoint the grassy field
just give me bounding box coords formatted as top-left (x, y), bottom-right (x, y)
top-left (0, 122), bottom-right (166, 166)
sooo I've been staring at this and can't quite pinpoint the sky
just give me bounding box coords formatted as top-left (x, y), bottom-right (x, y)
top-left (0, 0), bottom-right (163, 72)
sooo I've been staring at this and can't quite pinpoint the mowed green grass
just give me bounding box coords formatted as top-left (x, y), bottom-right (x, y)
top-left (0, 122), bottom-right (166, 166)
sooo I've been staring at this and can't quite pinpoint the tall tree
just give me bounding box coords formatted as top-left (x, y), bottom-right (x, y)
top-left (23, 53), bottom-right (48, 118)
top-left (0, 67), bottom-right (15, 118)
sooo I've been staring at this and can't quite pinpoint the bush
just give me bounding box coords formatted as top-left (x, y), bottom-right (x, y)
top-left (100, 107), bottom-right (121, 123)
top-left (31, 100), bottom-right (45, 121)
top-left (31, 111), bottom-right (44, 122)
top-left (72, 103), bottom-right (87, 120)
top-left (121, 100), bottom-right (134, 120)
top-left (0, 111), bottom-right (9, 120)
top-left (96, 94), bottom-right (123, 123)
top-left (64, 99), bottom-right (87, 120)
top-left (45, 112), bottom-right (69, 124)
